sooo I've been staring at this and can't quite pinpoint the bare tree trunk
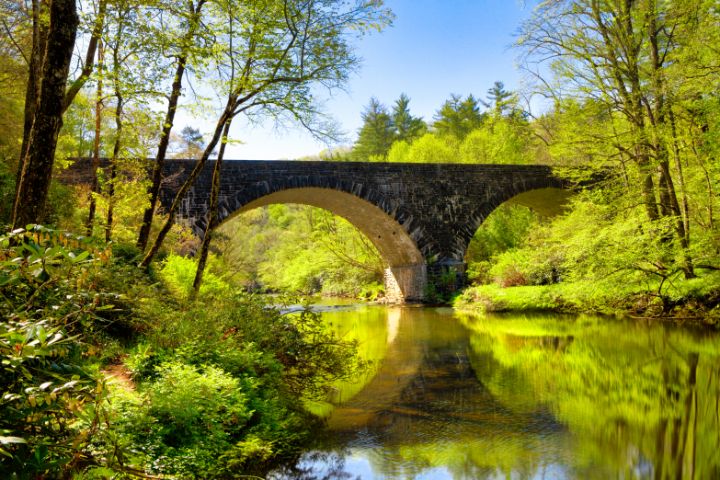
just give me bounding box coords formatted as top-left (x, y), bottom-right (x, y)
top-left (106, 76), bottom-right (123, 243)
top-left (137, 0), bottom-right (207, 251)
top-left (87, 40), bottom-right (104, 236)
top-left (192, 119), bottom-right (232, 295)
top-left (12, 0), bottom-right (79, 228)
top-left (139, 102), bottom-right (234, 268)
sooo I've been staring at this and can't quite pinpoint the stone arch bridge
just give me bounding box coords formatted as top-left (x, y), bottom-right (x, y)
top-left (66, 159), bottom-right (573, 302)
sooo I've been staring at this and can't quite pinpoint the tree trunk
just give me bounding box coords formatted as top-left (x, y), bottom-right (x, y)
top-left (15, 0), bottom-right (48, 203)
top-left (105, 163), bottom-right (116, 242)
top-left (135, 57), bottom-right (188, 250)
top-left (12, 0), bottom-right (79, 228)
top-left (140, 102), bottom-right (234, 268)
top-left (106, 78), bottom-right (124, 243)
top-left (17, 0), bottom-right (105, 200)
top-left (87, 40), bottom-right (104, 236)
top-left (63, 0), bottom-right (107, 111)
top-left (192, 119), bottom-right (232, 295)
top-left (136, 0), bottom-right (207, 251)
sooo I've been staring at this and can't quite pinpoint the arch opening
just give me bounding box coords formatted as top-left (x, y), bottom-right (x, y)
top-left (218, 187), bottom-right (427, 303)
top-left (504, 187), bottom-right (574, 218)
top-left (463, 187), bottom-right (573, 286)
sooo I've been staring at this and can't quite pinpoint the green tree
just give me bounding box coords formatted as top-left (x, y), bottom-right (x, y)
top-left (171, 126), bottom-right (207, 158)
top-left (433, 94), bottom-right (485, 140)
top-left (352, 97), bottom-right (395, 161)
top-left (141, 0), bottom-right (392, 268)
top-left (391, 93), bottom-right (426, 143)
top-left (386, 133), bottom-right (458, 163)
top-left (460, 116), bottom-right (532, 164)
top-left (136, 0), bottom-right (210, 251)
top-left (485, 81), bottom-right (519, 118)
top-left (518, 0), bottom-right (720, 279)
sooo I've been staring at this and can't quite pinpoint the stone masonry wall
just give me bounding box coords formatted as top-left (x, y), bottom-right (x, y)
top-left (158, 160), bottom-right (568, 264)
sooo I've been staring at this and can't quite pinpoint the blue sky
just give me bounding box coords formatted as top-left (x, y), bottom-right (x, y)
top-left (191, 1), bottom-right (538, 160)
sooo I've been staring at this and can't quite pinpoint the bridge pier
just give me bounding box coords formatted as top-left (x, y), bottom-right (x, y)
top-left (384, 264), bottom-right (427, 303)
top-left (383, 260), bottom-right (467, 303)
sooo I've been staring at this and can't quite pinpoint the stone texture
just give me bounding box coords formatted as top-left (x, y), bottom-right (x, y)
top-left (155, 160), bottom-right (570, 260)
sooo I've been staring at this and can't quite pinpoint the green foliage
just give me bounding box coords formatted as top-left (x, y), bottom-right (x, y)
top-left (0, 226), bottom-right (118, 477)
top-left (466, 204), bottom-right (539, 264)
top-left (352, 95), bottom-right (427, 161)
top-left (391, 93), bottom-right (426, 143)
top-left (159, 253), bottom-right (231, 300)
top-left (216, 204), bottom-right (383, 297)
top-left (432, 94), bottom-right (485, 140)
top-left (117, 291), bottom-right (362, 476)
top-left (118, 362), bottom-right (254, 477)
top-left (0, 226), bottom-right (364, 477)
top-left (352, 97), bottom-right (395, 161)
top-left (387, 133), bottom-right (458, 163)
top-left (459, 116), bottom-right (533, 164)
top-left (464, 182), bottom-right (719, 317)
top-left (377, 85), bottom-right (536, 166)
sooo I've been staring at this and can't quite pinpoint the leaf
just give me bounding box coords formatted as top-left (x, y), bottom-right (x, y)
top-left (31, 268), bottom-right (50, 282)
top-left (0, 436), bottom-right (26, 445)
top-left (70, 251), bottom-right (90, 263)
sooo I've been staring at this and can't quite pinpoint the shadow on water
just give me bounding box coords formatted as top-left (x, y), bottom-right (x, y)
top-left (268, 305), bottom-right (720, 480)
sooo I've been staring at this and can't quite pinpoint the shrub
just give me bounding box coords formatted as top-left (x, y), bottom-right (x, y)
top-left (159, 253), bottom-right (231, 300)
top-left (0, 226), bottom-right (120, 477)
top-left (119, 362), bottom-right (253, 476)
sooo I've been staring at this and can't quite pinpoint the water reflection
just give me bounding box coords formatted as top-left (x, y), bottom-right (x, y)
top-left (270, 307), bottom-right (720, 479)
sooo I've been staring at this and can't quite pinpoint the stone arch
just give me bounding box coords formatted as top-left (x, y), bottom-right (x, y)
top-left (214, 186), bottom-right (428, 302)
top-left (460, 184), bottom-right (573, 261)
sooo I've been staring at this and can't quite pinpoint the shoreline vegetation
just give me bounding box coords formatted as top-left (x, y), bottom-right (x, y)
top-left (453, 280), bottom-right (720, 327)
top-left (0, 228), bottom-right (363, 477)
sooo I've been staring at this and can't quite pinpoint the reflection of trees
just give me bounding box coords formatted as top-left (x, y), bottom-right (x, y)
top-left (306, 306), bottom-right (390, 417)
top-left (269, 450), bottom-right (359, 480)
top-left (459, 313), bottom-right (720, 479)
top-left (288, 310), bottom-right (720, 479)
top-left (330, 309), bottom-right (570, 479)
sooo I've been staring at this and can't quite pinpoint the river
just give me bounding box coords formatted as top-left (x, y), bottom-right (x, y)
top-left (268, 304), bottom-right (720, 479)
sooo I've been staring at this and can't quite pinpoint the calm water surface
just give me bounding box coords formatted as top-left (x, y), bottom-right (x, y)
top-left (268, 305), bottom-right (720, 479)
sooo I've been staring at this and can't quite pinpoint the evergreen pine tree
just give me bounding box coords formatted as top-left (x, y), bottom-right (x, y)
top-left (433, 94), bottom-right (485, 140)
top-left (392, 93), bottom-right (426, 143)
top-left (352, 97), bottom-right (395, 160)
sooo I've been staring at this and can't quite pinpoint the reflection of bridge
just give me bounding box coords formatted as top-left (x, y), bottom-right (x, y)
top-left (67, 159), bottom-right (572, 301)
top-left (327, 307), bottom-right (564, 446)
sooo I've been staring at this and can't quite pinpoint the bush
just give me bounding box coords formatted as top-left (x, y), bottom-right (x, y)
top-left (118, 362), bottom-right (254, 477)
top-left (0, 226), bottom-right (120, 477)
top-left (159, 253), bottom-right (231, 300)
top-left (117, 293), bottom-right (362, 475)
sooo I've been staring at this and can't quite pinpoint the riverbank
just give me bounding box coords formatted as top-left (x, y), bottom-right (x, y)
top-left (454, 273), bottom-right (720, 326)
top-left (0, 231), bottom-right (362, 478)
